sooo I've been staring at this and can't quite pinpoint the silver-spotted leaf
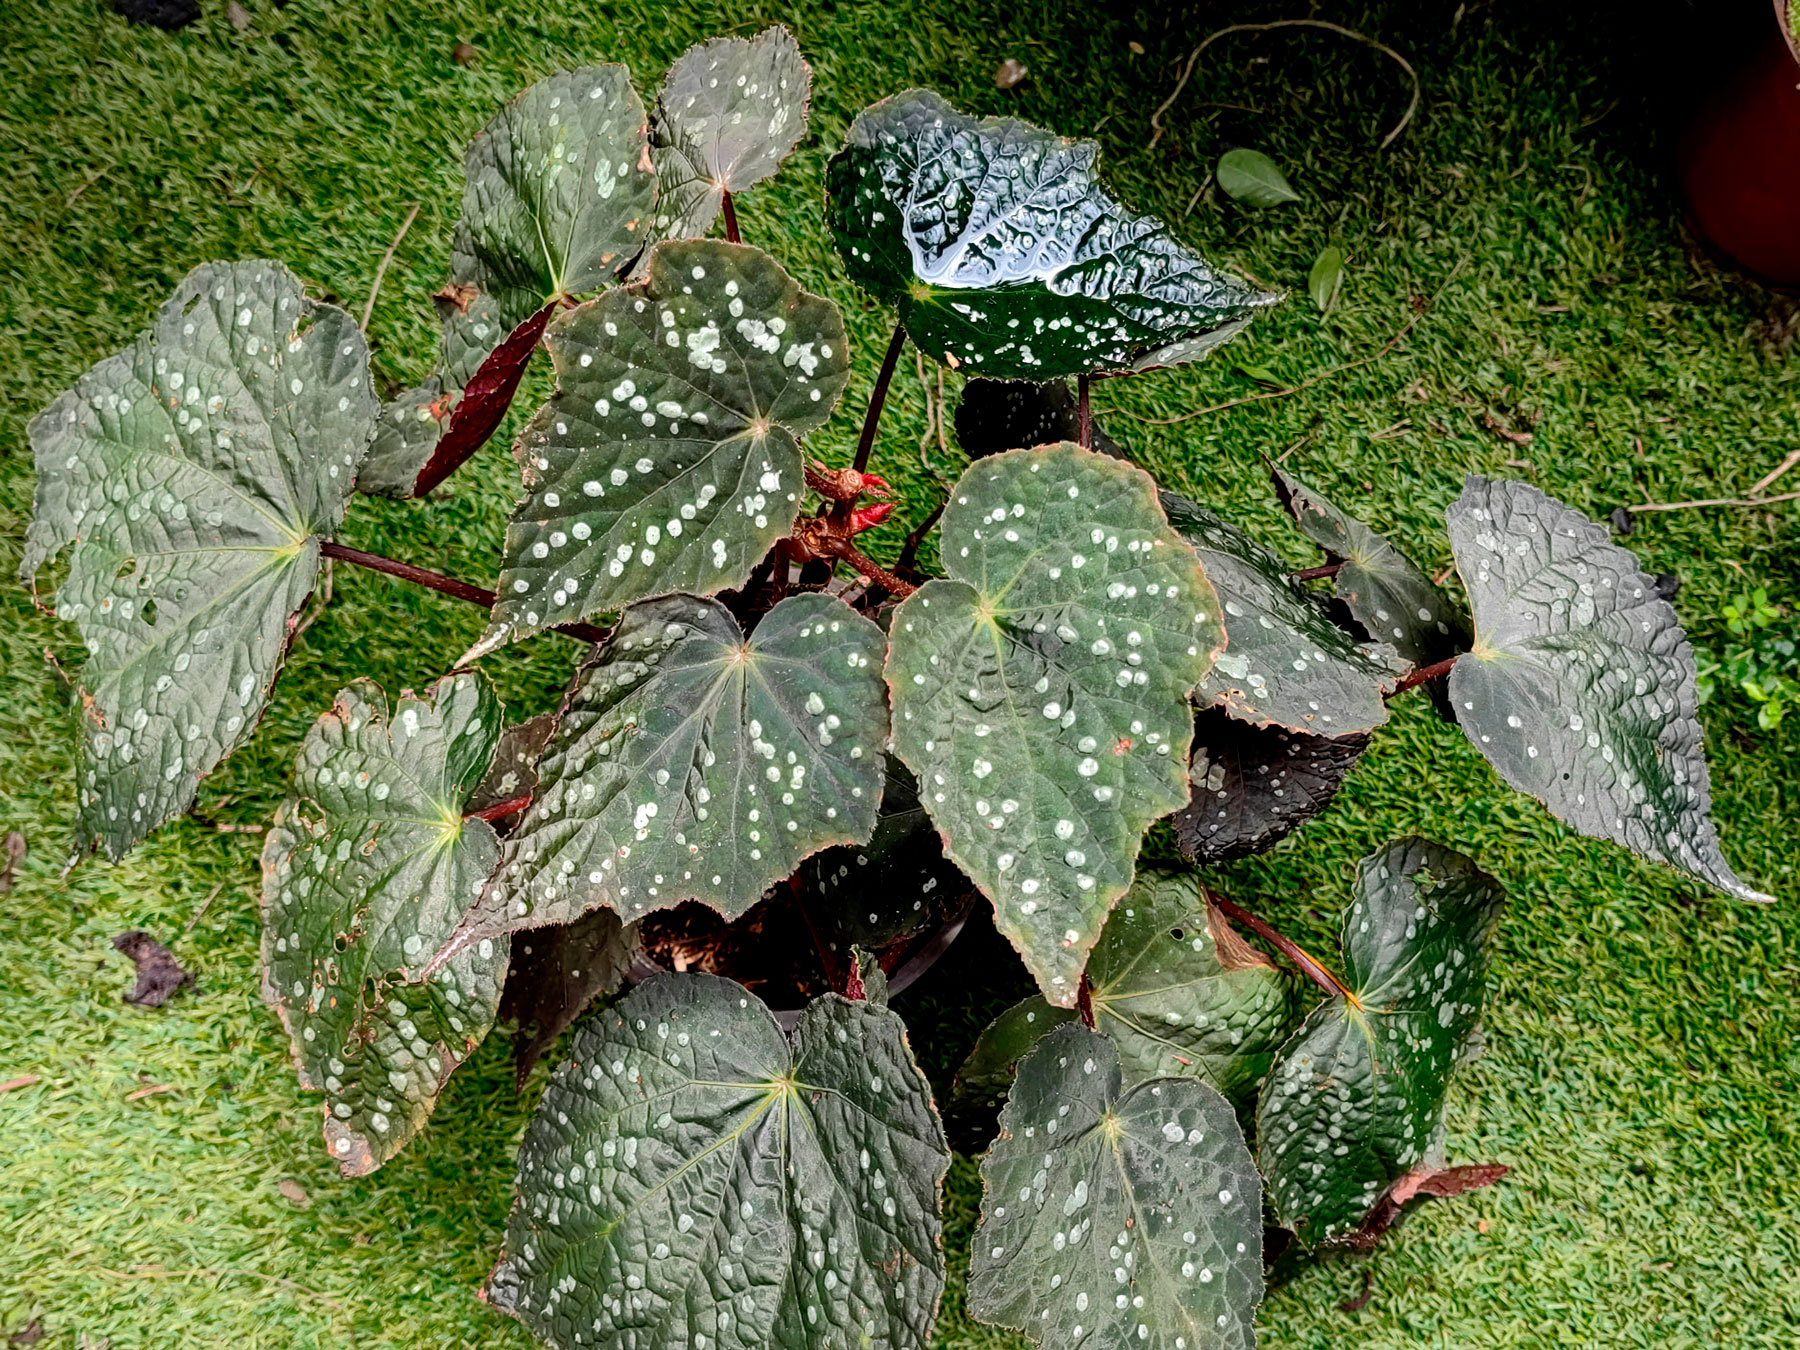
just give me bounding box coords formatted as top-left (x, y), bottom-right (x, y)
top-left (473, 240), bottom-right (850, 653)
top-left (451, 64), bottom-right (656, 327)
top-left (488, 972), bottom-right (949, 1350)
top-left (260, 672), bottom-right (509, 1175)
top-left (650, 26), bottom-right (812, 240)
top-left (1173, 706), bottom-right (1370, 862)
top-left (826, 89), bottom-right (1276, 379)
top-left (23, 260), bottom-right (376, 860)
top-left (456, 591), bottom-right (888, 953)
top-left (1257, 837), bottom-right (1505, 1246)
top-left (952, 870), bottom-right (1297, 1133)
top-left (1273, 468), bottom-right (1469, 671)
top-left (1161, 491), bottom-right (1399, 735)
top-left (969, 1024), bottom-right (1264, 1350)
top-left (1445, 476), bottom-right (1770, 901)
top-left (886, 445), bottom-right (1223, 1006)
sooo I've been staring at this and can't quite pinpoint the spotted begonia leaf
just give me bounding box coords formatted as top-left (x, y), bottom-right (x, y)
top-left (969, 1024), bottom-right (1264, 1350)
top-left (952, 870), bottom-right (1296, 1132)
top-left (1173, 706), bottom-right (1370, 862)
top-left (1272, 468), bottom-right (1470, 671)
top-left (797, 757), bottom-right (976, 971)
top-left (1257, 837), bottom-right (1505, 1246)
top-left (1161, 491), bottom-right (1399, 735)
top-left (471, 240), bottom-right (850, 654)
top-left (487, 973), bottom-right (949, 1350)
top-left (886, 444), bottom-right (1222, 1006)
top-left (500, 905), bottom-right (639, 1088)
top-left (23, 260), bottom-right (377, 860)
top-left (451, 592), bottom-right (888, 957)
top-left (1445, 476), bottom-right (1771, 902)
top-left (953, 378), bottom-right (1126, 460)
top-left (463, 712), bottom-right (557, 818)
top-left (650, 26), bottom-right (812, 241)
top-left (825, 89), bottom-right (1276, 380)
top-left (944, 998), bottom-right (1078, 1149)
top-left (260, 672), bottom-right (510, 1175)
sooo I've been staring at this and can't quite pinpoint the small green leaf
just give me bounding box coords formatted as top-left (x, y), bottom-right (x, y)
top-left (1446, 476), bottom-right (1771, 902)
top-left (826, 89), bottom-right (1277, 379)
top-left (472, 239), bottom-right (849, 653)
top-left (951, 870), bottom-right (1297, 1133)
top-left (886, 444), bottom-right (1223, 1005)
top-left (969, 1023), bottom-right (1264, 1350)
top-left (260, 672), bottom-right (510, 1175)
top-left (1161, 491), bottom-right (1401, 734)
top-left (488, 973), bottom-right (949, 1350)
top-left (1273, 467), bottom-right (1470, 672)
top-left (650, 26), bottom-right (812, 240)
top-left (1258, 837), bottom-right (1506, 1246)
top-left (1174, 706), bottom-right (1370, 862)
top-left (23, 260), bottom-right (377, 860)
top-left (1216, 148), bottom-right (1302, 207)
top-left (1308, 245), bottom-right (1345, 312)
top-left (452, 591), bottom-right (889, 954)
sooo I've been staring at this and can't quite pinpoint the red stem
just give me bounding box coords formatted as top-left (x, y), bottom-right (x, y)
top-left (1076, 973), bottom-right (1096, 1029)
top-left (1291, 562), bottom-right (1343, 582)
top-left (849, 323), bottom-right (908, 479)
top-left (721, 190), bottom-right (741, 244)
top-left (1207, 890), bottom-right (1353, 1002)
top-left (467, 793), bottom-right (531, 822)
top-left (1386, 653), bottom-right (1460, 697)
top-left (1077, 375), bottom-right (1093, 449)
top-left (895, 497), bottom-right (947, 574)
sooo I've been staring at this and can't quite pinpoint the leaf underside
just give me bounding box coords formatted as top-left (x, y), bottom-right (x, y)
top-left (474, 239), bottom-right (849, 653)
top-left (885, 444), bottom-right (1223, 1005)
top-left (1272, 467), bottom-right (1469, 672)
top-left (650, 26), bottom-right (812, 241)
top-left (1257, 836), bottom-right (1505, 1246)
top-left (489, 973), bottom-right (949, 1350)
top-left (969, 1024), bottom-right (1264, 1350)
top-left (825, 89), bottom-right (1275, 379)
top-left (499, 905), bottom-right (639, 1089)
top-left (463, 712), bottom-right (558, 818)
top-left (455, 591), bottom-right (889, 954)
top-left (1445, 475), bottom-right (1770, 902)
top-left (951, 870), bottom-right (1297, 1132)
top-left (24, 260), bottom-right (376, 859)
top-left (954, 377), bottom-right (1126, 461)
top-left (260, 673), bottom-right (510, 1175)
top-left (1173, 706), bottom-right (1370, 862)
top-left (1161, 490), bottom-right (1399, 735)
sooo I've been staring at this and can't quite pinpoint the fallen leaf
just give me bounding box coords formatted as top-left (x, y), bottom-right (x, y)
top-left (124, 1083), bottom-right (172, 1102)
top-left (452, 41), bottom-right (478, 66)
top-left (226, 1), bottom-right (251, 30)
top-left (994, 58), bottom-right (1028, 90)
top-left (0, 1074), bottom-right (40, 1094)
top-left (112, 931), bottom-right (193, 1008)
top-left (7, 1321), bottom-right (44, 1346)
top-left (1128, 41), bottom-right (1145, 55)
top-left (277, 1178), bottom-right (310, 1208)
top-left (1339, 1162), bottom-right (1509, 1249)
top-left (0, 831), bottom-right (22, 893)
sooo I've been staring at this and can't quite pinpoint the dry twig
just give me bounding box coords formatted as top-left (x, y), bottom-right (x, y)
top-left (360, 202), bottom-right (422, 331)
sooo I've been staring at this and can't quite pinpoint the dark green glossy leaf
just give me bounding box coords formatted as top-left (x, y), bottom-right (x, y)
top-left (1273, 467), bottom-right (1469, 671)
top-left (472, 240), bottom-right (849, 654)
top-left (1173, 706), bottom-right (1370, 862)
top-left (260, 673), bottom-right (509, 1175)
top-left (1307, 246), bottom-right (1344, 313)
top-left (500, 905), bottom-right (638, 1088)
top-left (453, 591), bottom-right (889, 955)
top-left (1257, 837), bottom-right (1505, 1246)
top-left (954, 378), bottom-right (1126, 460)
top-left (1216, 148), bottom-right (1300, 207)
top-left (488, 972), bottom-right (949, 1350)
top-left (947, 998), bottom-right (1078, 1143)
top-left (1161, 491), bottom-right (1400, 734)
top-left (951, 870), bottom-right (1296, 1134)
top-left (1445, 476), bottom-right (1771, 902)
top-left (23, 260), bottom-right (377, 860)
top-left (886, 444), bottom-right (1223, 1005)
top-left (969, 1023), bottom-right (1264, 1350)
top-left (650, 26), bottom-right (812, 240)
top-left (826, 89), bottom-right (1276, 379)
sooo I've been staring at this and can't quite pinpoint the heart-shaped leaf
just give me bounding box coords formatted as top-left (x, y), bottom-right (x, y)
top-left (500, 906), bottom-right (639, 1088)
top-left (23, 260), bottom-right (377, 860)
top-left (1161, 491), bottom-right (1400, 734)
top-left (1307, 246), bottom-right (1345, 313)
top-left (826, 89), bottom-right (1276, 380)
top-left (969, 1023), bottom-right (1264, 1350)
top-left (1216, 148), bottom-right (1301, 207)
top-left (650, 26), bottom-right (812, 241)
top-left (1257, 837), bottom-right (1505, 1246)
top-left (259, 672), bottom-right (510, 1175)
top-left (1173, 706), bottom-right (1370, 862)
top-left (1273, 468), bottom-right (1469, 672)
top-left (471, 240), bottom-right (850, 654)
top-left (952, 870), bottom-right (1297, 1132)
top-left (954, 378), bottom-right (1126, 460)
top-left (886, 444), bottom-right (1222, 1005)
top-left (451, 591), bottom-right (889, 957)
top-left (1445, 476), bottom-right (1771, 902)
top-left (487, 972), bottom-right (949, 1350)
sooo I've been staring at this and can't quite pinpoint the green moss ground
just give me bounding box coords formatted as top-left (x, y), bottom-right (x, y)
top-left (3, 1), bottom-right (1798, 1345)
